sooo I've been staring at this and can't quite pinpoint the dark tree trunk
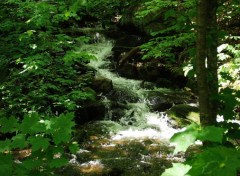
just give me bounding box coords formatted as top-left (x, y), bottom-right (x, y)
top-left (196, 0), bottom-right (218, 126)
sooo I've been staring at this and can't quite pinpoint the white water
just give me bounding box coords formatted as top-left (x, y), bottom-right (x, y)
top-left (81, 38), bottom-right (179, 142)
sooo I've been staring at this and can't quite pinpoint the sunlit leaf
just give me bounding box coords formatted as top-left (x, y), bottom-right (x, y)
top-left (69, 142), bottom-right (79, 154)
top-left (170, 124), bottom-right (199, 154)
top-left (198, 126), bottom-right (225, 143)
top-left (161, 163), bottom-right (191, 176)
top-left (189, 146), bottom-right (240, 176)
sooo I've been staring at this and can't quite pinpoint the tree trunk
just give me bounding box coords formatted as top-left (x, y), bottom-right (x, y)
top-left (196, 0), bottom-right (218, 126)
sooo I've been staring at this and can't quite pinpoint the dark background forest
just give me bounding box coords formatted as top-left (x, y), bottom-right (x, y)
top-left (0, 0), bottom-right (239, 175)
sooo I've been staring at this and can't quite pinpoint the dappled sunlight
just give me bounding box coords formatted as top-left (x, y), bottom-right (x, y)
top-left (79, 160), bottom-right (105, 174)
top-left (111, 112), bottom-right (179, 142)
top-left (146, 113), bottom-right (179, 139)
top-left (60, 36), bottom-right (187, 175)
top-left (67, 113), bottom-right (184, 175)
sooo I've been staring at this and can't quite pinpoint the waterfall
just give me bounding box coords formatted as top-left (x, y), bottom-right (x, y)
top-left (60, 33), bottom-right (186, 176)
top-left (81, 37), bottom-right (179, 143)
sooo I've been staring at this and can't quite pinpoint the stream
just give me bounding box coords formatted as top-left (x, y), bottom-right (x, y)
top-left (60, 35), bottom-right (186, 176)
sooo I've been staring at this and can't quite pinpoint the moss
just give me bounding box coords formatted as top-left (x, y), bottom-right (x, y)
top-left (166, 104), bottom-right (200, 127)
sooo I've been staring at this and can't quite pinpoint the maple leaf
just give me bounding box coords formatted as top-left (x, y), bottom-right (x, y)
top-left (162, 163), bottom-right (191, 176)
top-left (170, 124), bottom-right (199, 154)
top-left (28, 136), bottom-right (50, 152)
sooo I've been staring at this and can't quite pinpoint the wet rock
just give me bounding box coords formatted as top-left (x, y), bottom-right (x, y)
top-left (138, 61), bottom-right (165, 82)
top-left (113, 48), bottom-right (187, 88)
top-left (117, 63), bottom-right (138, 79)
top-left (106, 102), bottom-right (129, 121)
top-left (146, 94), bottom-right (173, 112)
top-left (106, 87), bottom-right (139, 103)
top-left (166, 104), bottom-right (200, 127)
top-left (82, 87), bottom-right (98, 98)
top-left (145, 89), bottom-right (195, 112)
top-left (92, 76), bottom-right (113, 93)
top-left (118, 46), bottom-right (141, 66)
top-left (76, 101), bottom-right (106, 124)
top-left (168, 72), bottom-right (188, 89)
top-left (115, 35), bottom-right (144, 48)
top-left (156, 78), bottom-right (175, 88)
top-left (111, 34), bottom-right (146, 63)
top-left (140, 81), bottom-right (156, 89)
top-left (149, 98), bottom-right (173, 112)
top-left (104, 29), bottom-right (125, 39)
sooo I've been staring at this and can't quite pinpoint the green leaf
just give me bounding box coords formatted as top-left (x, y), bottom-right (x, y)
top-left (22, 158), bottom-right (42, 170)
top-left (49, 157), bottom-right (68, 168)
top-left (0, 154), bottom-right (13, 176)
top-left (44, 120), bottom-right (51, 130)
top-left (0, 116), bottom-right (19, 133)
top-left (161, 163), bottom-right (191, 176)
top-left (69, 142), bottom-right (79, 154)
top-left (64, 11), bottom-right (71, 18)
top-left (50, 113), bottom-right (75, 145)
top-left (170, 124), bottom-right (199, 154)
top-left (52, 130), bottom-right (72, 145)
top-left (189, 146), bottom-right (240, 176)
top-left (19, 113), bottom-right (41, 134)
top-left (0, 139), bottom-right (11, 152)
top-left (13, 166), bottom-right (29, 176)
top-left (198, 126), bottom-right (225, 143)
top-left (52, 112), bottom-right (75, 129)
top-left (28, 136), bottom-right (50, 152)
top-left (11, 134), bottom-right (27, 149)
top-left (164, 9), bottom-right (176, 19)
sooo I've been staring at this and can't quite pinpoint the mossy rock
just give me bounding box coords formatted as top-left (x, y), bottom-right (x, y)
top-left (92, 76), bottom-right (113, 93)
top-left (166, 104), bottom-right (200, 127)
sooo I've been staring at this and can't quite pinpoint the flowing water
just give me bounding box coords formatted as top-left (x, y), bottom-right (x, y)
top-left (61, 36), bottom-right (184, 176)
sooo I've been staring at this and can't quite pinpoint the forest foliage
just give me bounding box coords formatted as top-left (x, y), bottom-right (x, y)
top-left (0, 0), bottom-right (240, 175)
top-left (134, 0), bottom-right (240, 175)
top-left (0, 0), bottom-right (98, 175)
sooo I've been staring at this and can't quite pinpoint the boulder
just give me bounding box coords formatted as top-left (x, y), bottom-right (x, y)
top-left (156, 78), bottom-right (175, 88)
top-left (76, 101), bottom-right (106, 124)
top-left (145, 89), bottom-right (195, 112)
top-left (92, 76), bottom-right (113, 93)
top-left (117, 63), bottom-right (138, 79)
top-left (139, 81), bottom-right (156, 89)
top-left (105, 102), bottom-right (129, 121)
top-left (146, 91), bottom-right (173, 111)
top-left (111, 34), bottom-right (146, 63)
top-left (166, 104), bottom-right (200, 127)
top-left (148, 96), bottom-right (173, 112)
top-left (138, 61), bottom-right (164, 82)
top-left (115, 35), bottom-right (144, 48)
top-left (106, 87), bottom-right (139, 103)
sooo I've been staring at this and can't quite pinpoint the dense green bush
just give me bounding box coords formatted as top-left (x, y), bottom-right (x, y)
top-left (135, 0), bottom-right (240, 175)
top-left (0, 0), bottom-right (97, 174)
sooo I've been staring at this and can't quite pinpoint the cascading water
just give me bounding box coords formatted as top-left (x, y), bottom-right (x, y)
top-left (85, 36), bottom-right (179, 142)
top-left (63, 34), bottom-right (184, 176)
